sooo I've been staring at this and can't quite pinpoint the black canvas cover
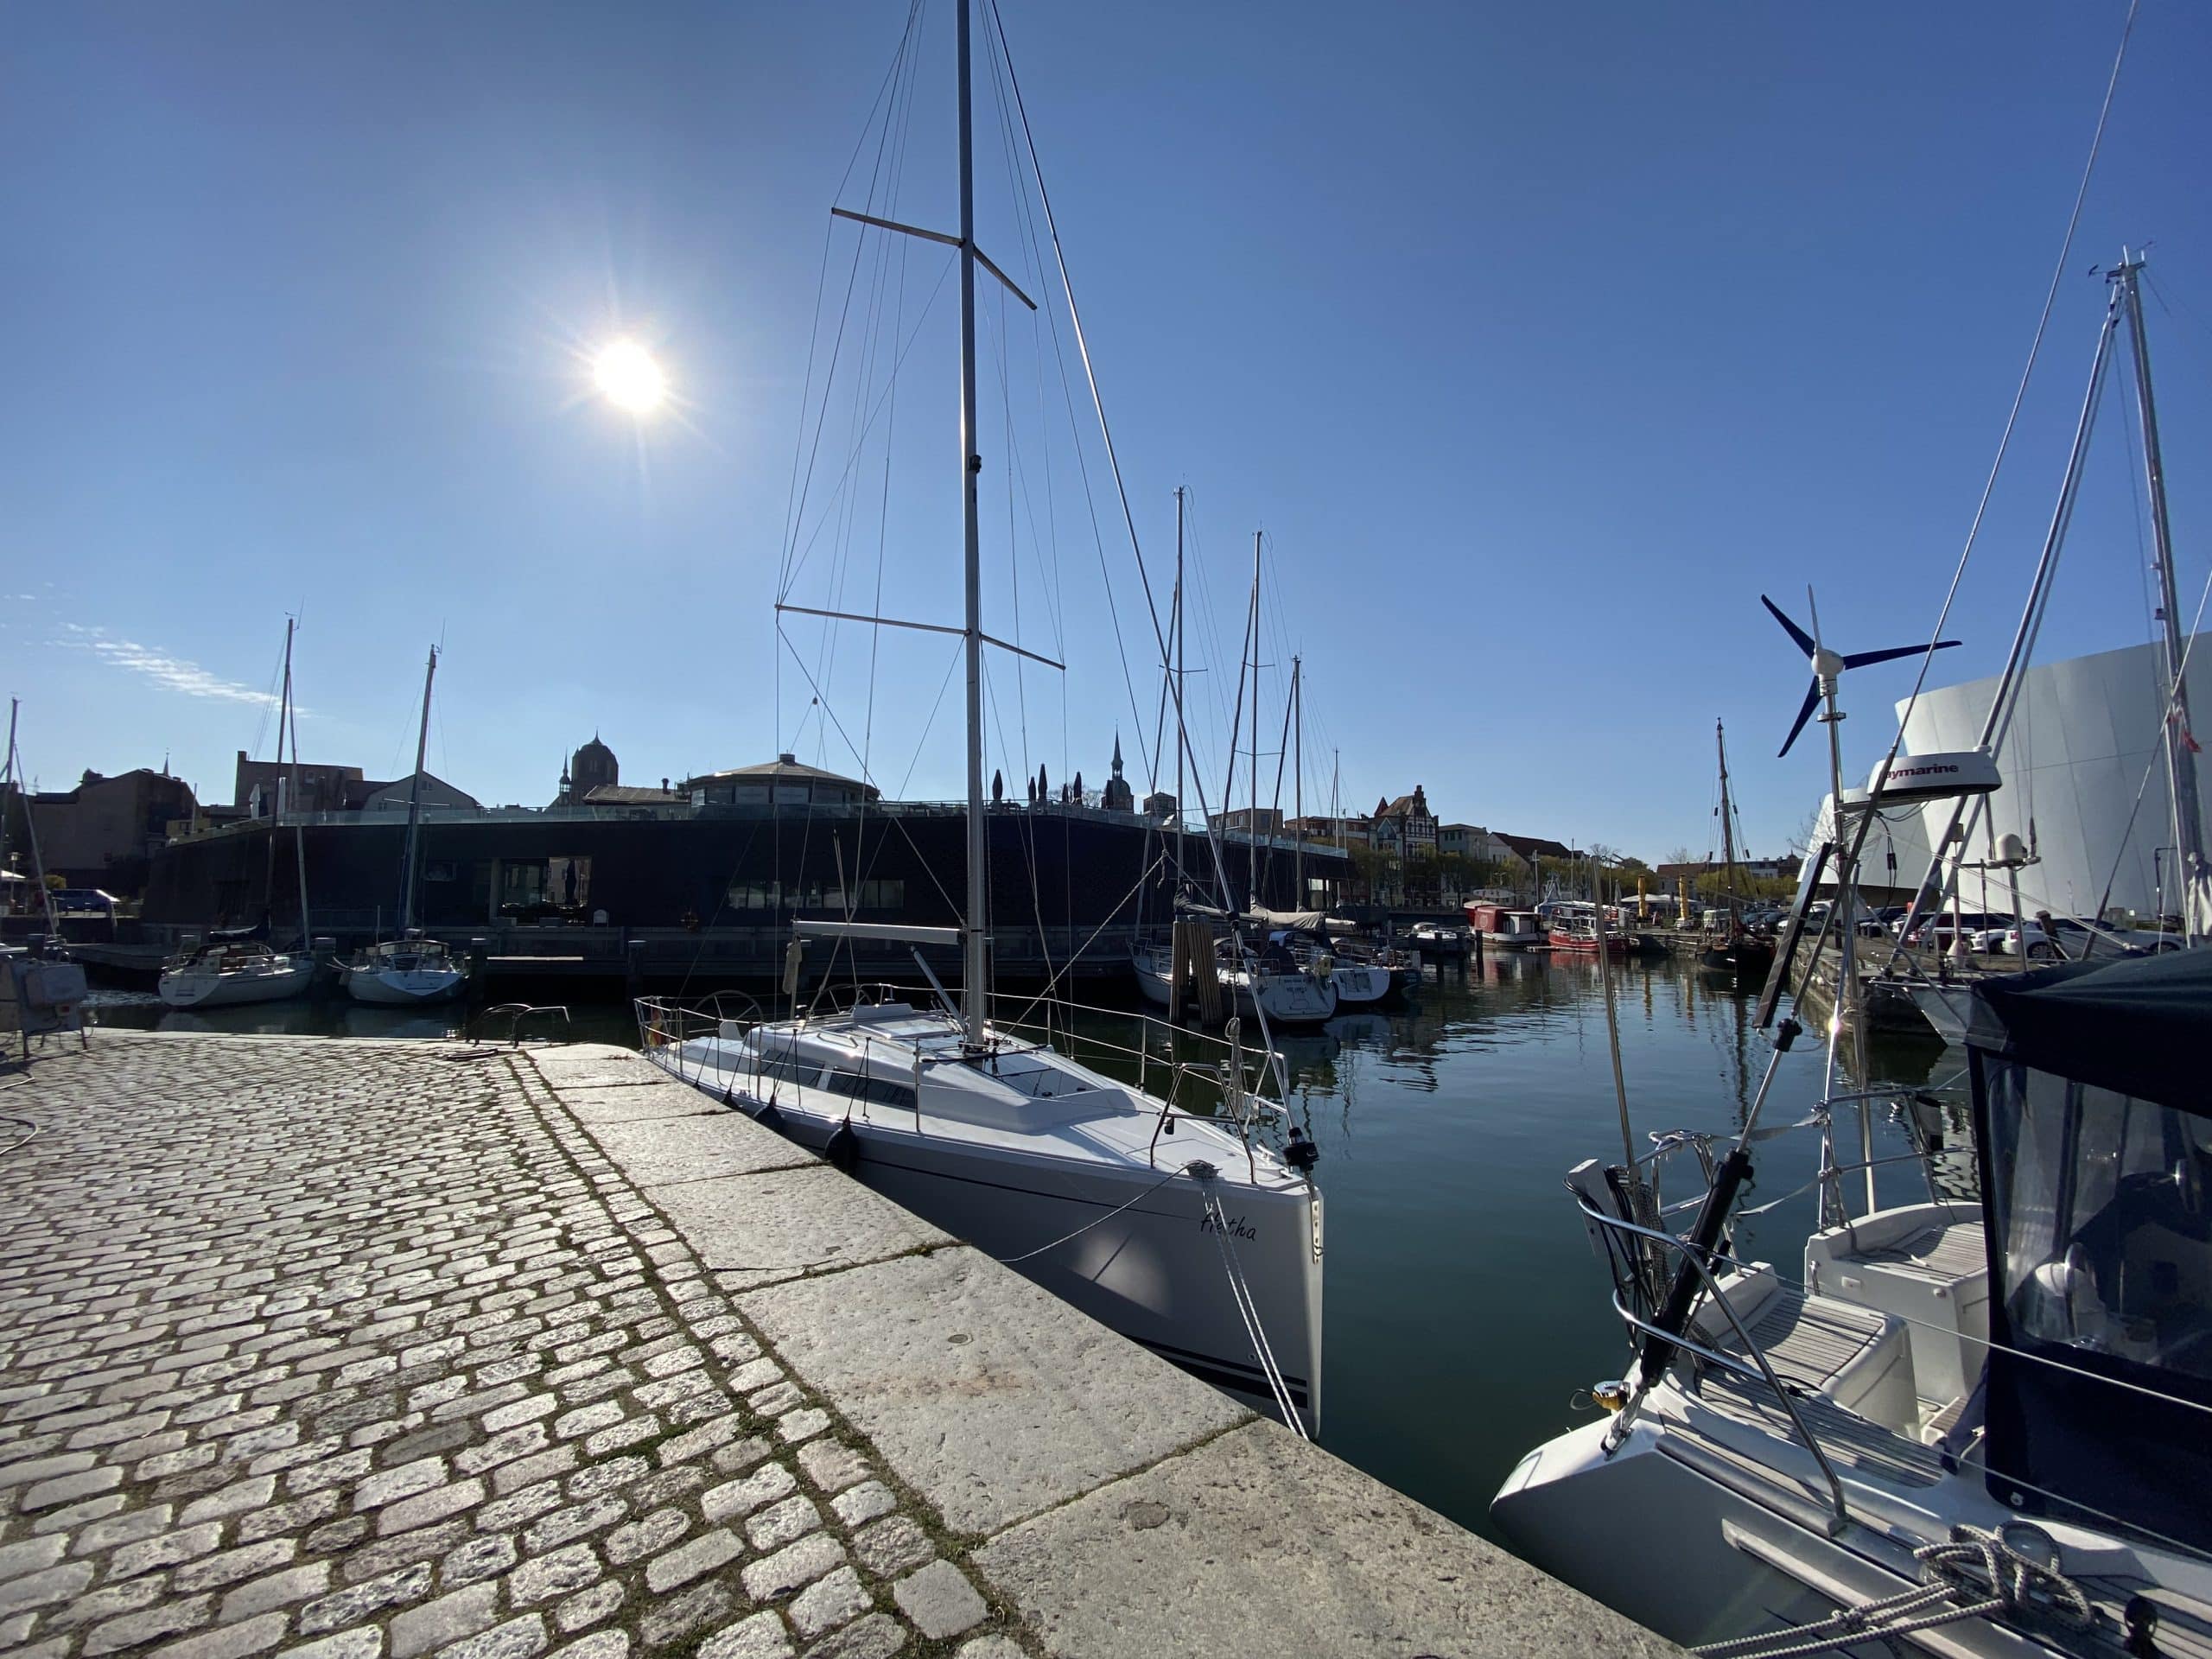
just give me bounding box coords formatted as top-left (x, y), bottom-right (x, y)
top-left (1965, 947), bottom-right (2212, 1116)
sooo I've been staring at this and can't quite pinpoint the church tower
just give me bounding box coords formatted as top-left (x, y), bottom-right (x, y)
top-left (554, 734), bottom-right (620, 806)
top-left (1102, 732), bottom-right (1135, 814)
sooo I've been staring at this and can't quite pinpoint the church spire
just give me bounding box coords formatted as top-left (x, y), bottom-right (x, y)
top-left (1111, 732), bottom-right (1123, 777)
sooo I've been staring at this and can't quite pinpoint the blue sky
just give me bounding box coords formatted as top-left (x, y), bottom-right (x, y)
top-left (3, 0), bottom-right (2208, 862)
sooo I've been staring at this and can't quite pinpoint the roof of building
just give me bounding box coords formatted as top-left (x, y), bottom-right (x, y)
top-left (581, 784), bottom-right (684, 805)
top-left (683, 753), bottom-right (879, 795)
top-left (1378, 786), bottom-right (1432, 818)
top-left (341, 772), bottom-right (481, 810)
top-left (1494, 832), bottom-right (1574, 861)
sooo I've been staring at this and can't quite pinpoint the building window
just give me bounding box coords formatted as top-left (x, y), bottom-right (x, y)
top-left (855, 880), bottom-right (905, 912)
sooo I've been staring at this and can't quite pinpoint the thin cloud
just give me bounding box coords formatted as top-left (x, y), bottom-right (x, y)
top-left (57, 624), bottom-right (279, 709)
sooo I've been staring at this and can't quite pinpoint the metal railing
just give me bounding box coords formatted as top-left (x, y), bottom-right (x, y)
top-left (1574, 1192), bottom-right (1851, 1529)
top-left (631, 985), bottom-right (1289, 1181)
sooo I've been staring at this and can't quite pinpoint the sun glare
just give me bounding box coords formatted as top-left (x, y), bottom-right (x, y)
top-left (593, 340), bottom-right (668, 415)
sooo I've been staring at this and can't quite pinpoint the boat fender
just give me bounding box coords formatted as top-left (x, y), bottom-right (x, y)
top-left (1284, 1126), bottom-right (1319, 1172)
top-left (824, 1123), bottom-right (859, 1175)
top-left (755, 1102), bottom-right (788, 1137)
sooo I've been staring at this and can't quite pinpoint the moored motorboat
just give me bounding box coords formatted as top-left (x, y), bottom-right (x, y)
top-left (1466, 903), bottom-right (1548, 950)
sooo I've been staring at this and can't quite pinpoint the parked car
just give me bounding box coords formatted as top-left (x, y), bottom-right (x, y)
top-left (1859, 906), bottom-right (1908, 937)
top-left (51, 888), bottom-right (120, 915)
top-left (1905, 912), bottom-right (2005, 950)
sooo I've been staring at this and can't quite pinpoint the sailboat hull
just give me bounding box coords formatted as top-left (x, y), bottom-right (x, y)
top-left (647, 1039), bottom-right (1323, 1431)
top-left (346, 965), bottom-right (467, 1005)
top-left (157, 957), bottom-right (315, 1009)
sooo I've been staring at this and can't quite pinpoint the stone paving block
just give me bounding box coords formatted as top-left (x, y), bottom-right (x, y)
top-left (742, 1535), bottom-right (844, 1604)
top-left (146, 1609), bottom-right (287, 1659)
top-left (788, 1568), bottom-right (871, 1641)
top-left (646, 1168), bottom-right (950, 1294)
top-left (0, 1560), bottom-right (95, 1619)
top-left (890, 1562), bottom-right (985, 1642)
top-left (797, 1612), bottom-right (905, 1659)
top-left (794, 1441), bottom-right (869, 1496)
top-left (438, 1612), bottom-right (548, 1659)
top-left (739, 1248), bottom-right (1245, 1534)
top-left (637, 1582), bottom-right (732, 1649)
top-left (848, 1520), bottom-right (931, 1582)
top-left (284, 1630), bottom-right (385, 1659)
top-left (217, 1560), bottom-right (330, 1623)
top-left (696, 1613), bottom-right (793, 1659)
top-left (828, 1482), bottom-right (895, 1530)
top-left (643, 1528), bottom-right (741, 1594)
top-left (390, 1581), bottom-right (499, 1659)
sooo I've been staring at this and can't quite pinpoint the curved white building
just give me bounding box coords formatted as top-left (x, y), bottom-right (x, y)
top-left (1891, 637), bottom-right (2209, 921)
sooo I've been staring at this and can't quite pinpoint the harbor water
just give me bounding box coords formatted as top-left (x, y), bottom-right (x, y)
top-left (87, 950), bottom-right (1960, 1546)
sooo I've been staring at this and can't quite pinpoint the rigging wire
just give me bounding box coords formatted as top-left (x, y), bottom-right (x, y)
top-left (1853, 0), bottom-right (2137, 950)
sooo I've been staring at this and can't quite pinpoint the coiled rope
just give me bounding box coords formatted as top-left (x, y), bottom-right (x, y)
top-left (1691, 1524), bottom-right (2094, 1659)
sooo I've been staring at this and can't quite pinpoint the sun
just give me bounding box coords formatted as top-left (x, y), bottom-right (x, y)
top-left (593, 339), bottom-right (668, 415)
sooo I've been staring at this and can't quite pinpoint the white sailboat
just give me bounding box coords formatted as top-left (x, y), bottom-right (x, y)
top-left (344, 645), bottom-right (467, 1007)
top-left (1494, 252), bottom-right (2212, 1655)
top-left (639, 3), bottom-right (1323, 1430)
top-left (160, 619), bottom-right (315, 1010)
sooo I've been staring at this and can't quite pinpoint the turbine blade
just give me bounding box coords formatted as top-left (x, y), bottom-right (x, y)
top-left (1840, 639), bottom-right (1962, 671)
top-left (1761, 594), bottom-right (1816, 658)
top-left (1778, 682), bottom-right (1821, 758)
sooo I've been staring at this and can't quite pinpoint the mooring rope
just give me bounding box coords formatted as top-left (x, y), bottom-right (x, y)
top-left (1691, 1524), bottom-right (2094, 1659)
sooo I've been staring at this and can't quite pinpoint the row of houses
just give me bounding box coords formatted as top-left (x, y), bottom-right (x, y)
top-left (3, 753), bottom-right (480, 902)
top-left (1216, 785), bottom-right (1572, 872)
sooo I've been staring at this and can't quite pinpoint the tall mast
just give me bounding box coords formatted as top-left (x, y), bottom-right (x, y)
top-left (1173, 486), bottom-right (1185, 887)
top-left (1293, 656), bottom-right (1303, 906)
top-left (1249, 529), bottom-right (1261, 912)
top-left (957, 0), bottom-right (988, 1043)
top-left (2116, 251), bottom-right (2207, 934)
top-left (264, 620), bottom-right (289, 916)
top-left (283, 620), bottom-right (311, 948)
top-left (1715, 719), bottom-right (1739, 921)
top-left (398, 645), bottom-right (437, 934)
top-left (1, 698), bottom-right (16, 904)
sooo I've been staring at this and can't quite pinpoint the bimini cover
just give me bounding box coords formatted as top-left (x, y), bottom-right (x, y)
top-left (1965, 948), bottom-right (2212, 1116)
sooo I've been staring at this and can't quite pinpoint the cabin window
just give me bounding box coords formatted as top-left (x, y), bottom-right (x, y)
top-left (1975, 1056), bottom-right (2212, 1548)
top-left (1983, 1063), bottom-right (2212, 1382)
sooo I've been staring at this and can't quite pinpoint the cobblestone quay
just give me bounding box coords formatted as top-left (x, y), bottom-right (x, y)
top-left (0, 1035), bottom-right (1675, 1659)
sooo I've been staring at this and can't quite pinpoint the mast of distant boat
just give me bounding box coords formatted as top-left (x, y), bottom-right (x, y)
top-left (1716, 719), bottom-right (1740, 928)
top-left (1173, 486), bottom-right (1186, 890)
top-left (397, 645), bottom-right (437, 938)
top-left (2116, 251), bottom-right (2209, 939)
top-left (0, 699), bottom-right (15, 912)
top-left (1292, 655), bottom-right (1303, 908)
top-left (284, 624), bottom-right (312, 951)
top-left (1249, 530), bottom-right (1262, 913)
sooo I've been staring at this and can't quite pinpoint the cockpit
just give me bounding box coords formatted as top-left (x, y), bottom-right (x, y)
top-left (1968, 949), bottom-right (2212, 1554)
